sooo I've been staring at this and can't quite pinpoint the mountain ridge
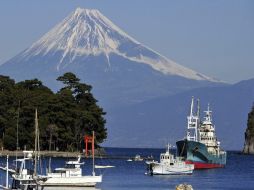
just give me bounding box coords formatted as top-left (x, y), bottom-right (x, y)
top-left (11, 8), bottom-right (217, 82)
top-left (0, 8), bottom-right (223, 108)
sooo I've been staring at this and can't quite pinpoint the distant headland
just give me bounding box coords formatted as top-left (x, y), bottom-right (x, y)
top-left (243, 105), bottom-right (254, 154)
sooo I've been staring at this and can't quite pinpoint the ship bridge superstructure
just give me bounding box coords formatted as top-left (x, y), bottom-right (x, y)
top-left (198, 104), bottom-right (221, 155)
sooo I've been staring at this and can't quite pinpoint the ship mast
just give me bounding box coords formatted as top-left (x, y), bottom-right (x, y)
top-left (197, 99), bottom-right (201, 141)
top-left (187, 97), bottom-right (199, 142)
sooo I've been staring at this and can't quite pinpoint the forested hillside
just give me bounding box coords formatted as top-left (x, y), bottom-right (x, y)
top-left (0, 72), bottom-right (107, 151)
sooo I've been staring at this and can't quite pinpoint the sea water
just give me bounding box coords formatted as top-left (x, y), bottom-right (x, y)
top-left (0, 148), bottom-right (254, 190)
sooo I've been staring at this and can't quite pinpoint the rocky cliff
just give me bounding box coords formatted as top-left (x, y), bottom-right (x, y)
top-left (243, 106), bottom-right (254, 154)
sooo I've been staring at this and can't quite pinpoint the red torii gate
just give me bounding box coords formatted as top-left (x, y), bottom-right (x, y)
top-left (84, 134), bottom-right (94, 157)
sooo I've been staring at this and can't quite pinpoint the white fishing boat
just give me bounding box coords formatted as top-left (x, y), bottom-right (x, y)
top-left (133, 154), bottom-right (143, 161)
top-left (0, 152), bottom-right (39, 190)
top-left (36, 132), bottom-right (102, 187)
top-left (11, 151), bottom-right (38, 190)
top-left (0, 155), bottom-right (10, 190)
top-left (1, 109), bottom-right (40, 190)
top-left (146, 144), bottom-right (194, 175)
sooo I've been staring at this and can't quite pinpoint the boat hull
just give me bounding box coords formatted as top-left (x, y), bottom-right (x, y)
top-left (176, 140), bottom-right (226, 169)
top-left (37, 175), bottom-right (102, 187)
top-left (147, 162), bottom-right (194, 175)
top-left (152, 165), bottom-right (193, 175)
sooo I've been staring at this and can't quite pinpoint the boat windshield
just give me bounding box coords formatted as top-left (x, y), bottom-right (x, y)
top-left (65, 164), bottom-right (77, 169)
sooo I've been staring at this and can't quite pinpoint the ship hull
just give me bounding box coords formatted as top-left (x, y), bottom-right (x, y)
top-left (176, 140), bottom-right (226, 169)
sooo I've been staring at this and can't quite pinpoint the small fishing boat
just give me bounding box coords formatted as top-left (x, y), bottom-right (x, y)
top-left (0, 155), bottom-right (10, 190)
top-left (2, 109), bottom-right (41, 190)
top-left (126, 154), bottom-right (143, 162)
top-left (146, 144), bottom-right (194, 175)
top-left (36, 132), bottom-right (102, 187)
top-left (11, 151), bottom-right (38, 190)
top-left (133, 154), bottom-right (143, 161)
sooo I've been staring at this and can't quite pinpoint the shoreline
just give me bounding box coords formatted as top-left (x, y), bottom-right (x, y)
top-left (0, 150), bottom-right (153, 160)
top-left (0, 150), bottom-right (85, 158)
top-left (0, 149), bottom-right (106, 158)
top-left (0, 150), bottom-right (134, 159)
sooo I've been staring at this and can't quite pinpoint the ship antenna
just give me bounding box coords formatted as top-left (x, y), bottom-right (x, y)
top-left (190, 96), bottom-right (194, 116)
top-left (166, 143), bottom-right (170, 153)
top-left (197, 99), bottom-right (200, 118)
top-left (196, 99), bottom-right (201, 141)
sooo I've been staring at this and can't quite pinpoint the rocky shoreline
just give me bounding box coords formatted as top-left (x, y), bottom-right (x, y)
top-left (243, 106), bottom-right (254, 154)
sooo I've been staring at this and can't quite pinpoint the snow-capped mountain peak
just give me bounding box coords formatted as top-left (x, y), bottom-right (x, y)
top-left (25, 8), bottom-right (137, 57)
top-left (21, 8), bottom-right (217, 82)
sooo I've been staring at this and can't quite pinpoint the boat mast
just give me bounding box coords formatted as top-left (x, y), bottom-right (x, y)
top-left (16, 101), bottom-right (20, 170)
top-left (92, 131), bottom-right (95, 176)
top-left (48, 125), bottom-right (52, 173)
top-left (34, 108), bottom-right (38, 176)
top-left (6, 155), bottom-right (9, 189)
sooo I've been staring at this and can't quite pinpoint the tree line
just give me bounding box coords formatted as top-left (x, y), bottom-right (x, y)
top-left (0, 72), bottom-right (107, 151)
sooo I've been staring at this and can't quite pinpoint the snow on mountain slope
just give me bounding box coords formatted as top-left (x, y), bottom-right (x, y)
top-left (20, 8), bottom-right (216, 82)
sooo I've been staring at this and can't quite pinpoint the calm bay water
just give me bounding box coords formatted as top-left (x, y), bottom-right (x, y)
top-left (0, 148), bottom-right (254, 190)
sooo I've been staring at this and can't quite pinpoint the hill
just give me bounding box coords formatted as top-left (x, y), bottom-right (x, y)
top-left (104, 78), bottom-right (254, 150)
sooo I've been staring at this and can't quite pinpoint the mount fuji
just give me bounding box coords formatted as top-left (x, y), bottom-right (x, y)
top-left (0, 8), bottom-right (222, 108)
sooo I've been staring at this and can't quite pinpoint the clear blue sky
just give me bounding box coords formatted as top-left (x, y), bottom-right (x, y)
top-left (0, 0), bottom-right (253, 83)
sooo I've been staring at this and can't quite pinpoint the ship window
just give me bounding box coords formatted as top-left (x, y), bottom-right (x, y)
top-left (66, 164), bottom-right (75, 169)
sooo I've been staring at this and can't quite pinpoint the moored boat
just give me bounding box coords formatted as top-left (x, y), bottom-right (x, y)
top-left (176, 97), bottom-right (227, 169)
top-left (146, 144), bottom-right (194, 175)
top-left (36, 155), bottom-right (102, 187)
top-left (11, 151), bottom-right (38, 190)
top-left (36, 131), bottom-right (102, 187)
top-left (133, 154), bottom-right (143, 161)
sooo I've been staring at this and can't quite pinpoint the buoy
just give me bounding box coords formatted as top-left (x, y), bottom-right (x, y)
top-left (175, 183), bottom-right (193, 190)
